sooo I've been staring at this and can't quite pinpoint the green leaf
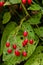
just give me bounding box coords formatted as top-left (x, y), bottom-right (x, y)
top-left (41, 8), bottom-right (43, 15)
top-left (3, 22), bottom-right (39, 65)
top-left (28, 3), bottom-right (41, 10)
top-left (27, 12), bottom-right (42, 24)
top-left (1, 22), bottom-right (17, 54)
top-left (25, 46), bottom-right (43, 65)
top-left (42, 0), bottom-right (43, 5)
top-left (34, 27), bottom-right (43, 37)
top-left (4, 2), bottom-right (11, 6)
top-left (9, 0), bottom-right (21, 4)
top-left (2, 12), bottom-right (11, 24)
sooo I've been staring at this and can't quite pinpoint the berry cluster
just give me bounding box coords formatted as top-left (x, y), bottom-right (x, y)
top-left (22, 0), bottom-right (32, 5)
top-left (6, 31), bottom-right (34, 57)
top-left (0, 0), bottom-right (32, 7)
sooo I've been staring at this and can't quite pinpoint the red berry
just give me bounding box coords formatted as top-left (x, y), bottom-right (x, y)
top-left (22, 51), bottom-right (27, 57)
top-left (22, 39), bottom-right (28, 47)
top-left (22, 41), bottom-right (26, 47)
top-left (29, 39), bottom-right (33, 44)
top-left (6, 42), bottom-right (10, 47)
top-left (22, 0), bottom-right (26, 5)
top-left (15, 50), bottom-right (20, 56)
top-left (7, 49), bottom-right (12, 54)
top-left (23, 31), bottom-right (28, 37)
top-left (0, 2), bottom-right (5, 7)
top-left (13, 44), bottom-right (17, 49)
top-left (24, 39), bottom-right (28, 44)
top-left (28, 0), bottom-right (32, 5)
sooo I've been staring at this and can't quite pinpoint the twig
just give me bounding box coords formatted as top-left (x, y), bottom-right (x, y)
top-left (21, 3), bottom-right (30, 17)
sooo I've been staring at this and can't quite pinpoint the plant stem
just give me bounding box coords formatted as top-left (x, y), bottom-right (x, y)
top-left (14, 15), bottom-right (28, 36)
top-left (21, 3), bottom-right (30, 17)
top-left (9, 6), bottom-right (22, 19)
top-left (13, 9), bottom-right (22, 18)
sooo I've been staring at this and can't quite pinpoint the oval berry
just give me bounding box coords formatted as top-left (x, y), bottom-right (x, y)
top-left (29, 39), bottom-right (33, 44)
top-left (13, 44), bottom-right (17, 49)
top-left (23, 31), bottom-right (28, 37)
top-left (22, 41), bottom-right (26, 47)
top-left (0, 2), bottom-right (5, 7)
top-left (28, 0), bottom-right (32, 5)
top-left (6, 42), bottom-right (10, 47)
top-left (22, 51), bottom-right (27, 57)
top-left (22, 0), bottom-right (26, 5)
top-left (24, 39), bottom-right (28, 45)
top-left (7, 49), bottom-right (12, 54)
top-left (15, 50), bottom-right (20, 56)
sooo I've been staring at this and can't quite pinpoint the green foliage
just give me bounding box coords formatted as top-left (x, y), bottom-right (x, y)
top-left (2, 12), bottom-right (11, 24)
top-left (27, 11), bottom-right (42, 24)
top-left (9, 0), bottom-right (21, 4)
top-left (41, 8), bottom-right (43, 15)
top-left (0, 41), bottom-right (1, 56)
top-left (0, 63), bottom-right (6, 65)
top-left (0, 0), bottom-right (43, 65)
top-left (3, 22), bottom-right (39, 65)
top-left (4, 2), bottom-right (11, 6)
top-left (42, 0), bottom-right (43, 4)
top-left (24, 46), bottom-right (43, 65)
top-left (1, 22), bottom-right (17, 54)
top-left (28, 3), bottom-right (41, 10)
top-left (34, 27), bottom-right (43, 37)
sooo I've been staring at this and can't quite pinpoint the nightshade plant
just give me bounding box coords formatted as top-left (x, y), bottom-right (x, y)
top-left (0, 0), bottom-right (43, 65)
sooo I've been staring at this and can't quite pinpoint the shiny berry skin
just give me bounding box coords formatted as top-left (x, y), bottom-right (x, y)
top-left (22, 0), bottom-right (26, 5)
top-left (29, 39), bottom-right (33, 44)
top-left (28, 0), bottom-right (32, 5)
top-left (24, 39), bottom-right (28, 45)
top-left (15, 50), bottom-right (20, 56)
top-left (6, 42), bottom-right (10, 47)
top-left (22, 51), bottom-right (27, 57)
top-left (0, 2), bottom-right (5, 7)
top-left (23, 31), bottom-right (28, 37)
top-left (7, 49), bottom-right (12, 54)
top-left (13, 44), bottom-right (17, 49)
top-left (22, 41), bottom-right (26, 47)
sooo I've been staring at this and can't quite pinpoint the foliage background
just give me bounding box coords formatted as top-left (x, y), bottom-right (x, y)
top-left (0, 0), bottom-right (43, 65)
